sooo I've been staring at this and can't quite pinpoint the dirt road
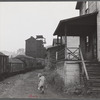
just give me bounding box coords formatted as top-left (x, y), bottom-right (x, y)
top-left (0, 70), bottom-right (65, 98)
top-left (0, 69), bottom-right (100, 99)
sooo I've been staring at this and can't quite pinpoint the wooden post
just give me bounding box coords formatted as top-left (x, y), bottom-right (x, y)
top-left (61, 36), bottom-right (62, 45)
top-left (56, 51), bottom-right (58, 61)
top-left (65, 26), bottom-right (67, 59)
top-left (57, 35), bottom-right (59, 46)
top-left (64, 25), bottom-right (67, 84)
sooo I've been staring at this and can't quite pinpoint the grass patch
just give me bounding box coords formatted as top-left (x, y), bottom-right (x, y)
top-left (44, 70), bottom-right (65, 92)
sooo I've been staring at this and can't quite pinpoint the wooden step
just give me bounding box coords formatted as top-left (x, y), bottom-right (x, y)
top-left (85, 62), bottom-right (100, 64)
top-left (88, 70), bottom-right (100, 73)
top-left (86, 63), bottom-right (100, 65)
top-left (89, 76), bottom-right (100, 79)
top-left (86, 66), bottom-right (100, 68)
top-left (84, 62), bottom-right (100, 92)
top-left (87, 68), bottom-right (100, 70)
top-left (91, 83), bottom-right (100, 87)
top-left (88, 74), bottom-right (100, 77)
top-left (88, 73), bottom-right (100, 76)
top-left (86, 67), bottom-right (100, 70)
top-left (90, 87), bottom-right (100, 91)
top-left (89, 79), bottom-right (100, 82)
top-left (88, 71), bottom-right (100, 74)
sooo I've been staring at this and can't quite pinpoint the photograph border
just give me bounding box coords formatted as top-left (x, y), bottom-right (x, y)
top-left (0, 0), bottom-right (100, 100)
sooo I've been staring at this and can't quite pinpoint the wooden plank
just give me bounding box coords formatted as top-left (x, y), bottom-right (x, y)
top-left (79, 46), bottom-right (89, 80)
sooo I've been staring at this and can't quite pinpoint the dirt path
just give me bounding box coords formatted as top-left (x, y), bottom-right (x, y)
top-left (0, 70), bottom-right (65, 98)
top-left (0, 69), bottom-right (100, 99)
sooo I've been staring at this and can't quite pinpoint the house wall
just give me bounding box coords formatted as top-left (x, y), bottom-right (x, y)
top-left (84, 1), bottom-right (100, 61)
top-left (56, 61), bottom-right (80, 88)
top-left (80, 36), bottom-right (86, 59)
top-left (64, 61), bottom-right (80, 87)
top-left (80, 1), bottom-right (97, 15)
top-left (78, 1), bottom-right (99, 60)
top-left (80, 35), bottom-right (95, 60)
top-left (97, 2), bottom-right (100, 61)
top-left (88, 1), bottom-right (97, 13)
top-left (80, 2), bottom-right (86, 15)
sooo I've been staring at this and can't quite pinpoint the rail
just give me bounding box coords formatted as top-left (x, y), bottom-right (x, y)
top-left (57, 48), bottom-right (65, 61)
top-left (56, 47), bottom-right (80, 61)
top-left (66, 47), bottom-right (80, 60)
top-left (79, 46), bottom-right (89, 80)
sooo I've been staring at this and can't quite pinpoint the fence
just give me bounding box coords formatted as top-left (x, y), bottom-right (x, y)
top-left (56, 47), bottom-right (80, 61)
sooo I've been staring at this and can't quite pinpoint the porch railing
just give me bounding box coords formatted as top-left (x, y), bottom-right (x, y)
top-left (66, 47), bottom-right (80, 60)
top-left (56, 47), bottom-right (80, 61)
top-left (79, 46), bottom-right (89, 80)
top-left (56, 46), bottom-right (89, 80)
top-left (57, 48), bottom-right (65, 61)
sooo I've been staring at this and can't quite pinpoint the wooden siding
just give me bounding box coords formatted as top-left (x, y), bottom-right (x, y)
top-left (80, 2), bottom-right (86, 15)
top-left (0, 56), bottom-right (8, 74)
top-left (88, 1), bottom-right (97, 13)
top-left (78, 1), bottom-right (100, 60)
top-left (97, 2), bottom-right (100, 61)
top-left (80, 1), bottom-right (97, 15)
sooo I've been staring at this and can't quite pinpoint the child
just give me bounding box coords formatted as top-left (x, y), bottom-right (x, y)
top-left (38, 73), bottom-right (46, 93)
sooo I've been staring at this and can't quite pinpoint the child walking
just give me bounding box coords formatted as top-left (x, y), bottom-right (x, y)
top-left (38, 73), bottom-right (46, 94)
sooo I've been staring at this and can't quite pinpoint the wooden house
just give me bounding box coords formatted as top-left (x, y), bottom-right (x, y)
top-left (53, 1), bottom-right (100, 92)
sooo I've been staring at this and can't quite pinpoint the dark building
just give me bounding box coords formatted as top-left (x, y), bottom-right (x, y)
top-left (25, 36), bottom-right (46, 58)
top-left (0, 52), bottom-right (9, 75)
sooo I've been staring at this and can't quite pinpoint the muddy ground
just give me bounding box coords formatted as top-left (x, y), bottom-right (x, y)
top-left (0, 69), bottom-right (100, 99)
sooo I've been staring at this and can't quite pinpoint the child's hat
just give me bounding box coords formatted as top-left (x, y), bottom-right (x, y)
top-left (38, 73), bottom-right (42, 77)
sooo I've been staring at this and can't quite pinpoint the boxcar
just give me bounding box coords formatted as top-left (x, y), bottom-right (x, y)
top-left (15, 55), bottom-right (37, 71)
top-left (0, 52), bottom-right (9, 77)
top-left (8, 58), bottom-right (24, 74)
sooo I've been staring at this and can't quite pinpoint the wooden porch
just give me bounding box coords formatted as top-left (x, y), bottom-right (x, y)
top-left (52, 12), bottom-right (100, 92)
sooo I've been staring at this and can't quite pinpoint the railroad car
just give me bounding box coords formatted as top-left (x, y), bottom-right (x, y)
top-left (15, 55), bottom-right (37, 71)
top-left (8, 58), bottom-right (24, 75)
top-left (0, 53), bottom-right (45, 80)
top-left (0, 52), bottom-right (9, 79)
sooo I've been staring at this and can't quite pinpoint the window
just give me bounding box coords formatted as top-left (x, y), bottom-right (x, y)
top-left (86, 36), bottom-right (90, 52)
top-left (85, 1), bottom-right (88, 14)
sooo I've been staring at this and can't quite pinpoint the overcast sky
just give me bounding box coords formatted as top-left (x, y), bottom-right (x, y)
top-left (0, 2), bottom-right (79, 52)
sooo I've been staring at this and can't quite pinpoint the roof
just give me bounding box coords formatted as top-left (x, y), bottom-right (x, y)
top-left (36, 35), bottom-right (44, 39)
top-left (76, 1), bottom-right (83, 9)
top-left (45, 45), bottom-right (52, 49)
top-left (15, 54), bottom-right (35, 59)
top-left (0, 52), bottom-right (8, 57)
top-left (25, 36), bottom-right (36, 41)
top-left (9, 58), bottom-right (23, 63)
top-left (46, 44), bottom-right (65, 51)
top-left (53, 12), bottom-right (98, 36)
